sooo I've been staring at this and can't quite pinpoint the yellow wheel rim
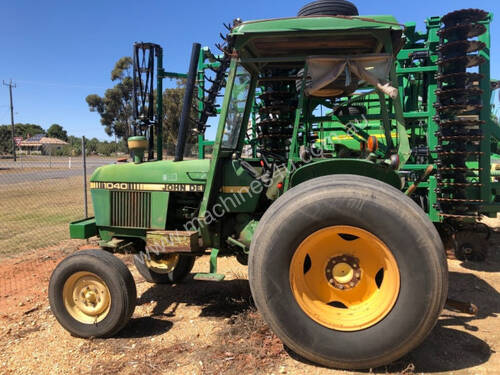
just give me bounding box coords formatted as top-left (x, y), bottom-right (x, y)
top-left (145, 254), bottom-right (180, 274)
top-left (289, 226), bottom-right (400, 331)
top-left (63, 272), bottom-right (111, 324)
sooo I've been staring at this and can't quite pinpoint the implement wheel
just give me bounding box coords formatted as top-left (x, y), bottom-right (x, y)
top-left (49, 250), bottom-right (136, 338)
top-left (453, 230), bottom-right (488, 261)
top-left (249, 175), bottom-right (448, 369)
top-left (133, 253), bottom-right (195, 284)
top-left (297, 0), bottom-right (359, 17)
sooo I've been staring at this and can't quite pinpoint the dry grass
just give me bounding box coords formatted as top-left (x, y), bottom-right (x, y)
top-left (0, 167), bottom-right (69, 174)
top-left (0, 175), bottom-right (93, 256)
top-left (196, 308), bottom-right (287, 375)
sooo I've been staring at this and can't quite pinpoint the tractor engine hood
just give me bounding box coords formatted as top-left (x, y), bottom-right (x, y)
top-left (90, 159), bottom-right (210, 186)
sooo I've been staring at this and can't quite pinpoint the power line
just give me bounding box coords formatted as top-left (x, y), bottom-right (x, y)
top-left (3, 79), bottom-right (17, 162)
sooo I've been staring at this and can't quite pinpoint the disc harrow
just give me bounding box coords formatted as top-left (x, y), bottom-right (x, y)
top-left (434, 8), bottom-right (488, 219)
top-left (256, 73), bottom-right (298, 158)
top-left (192, 20), bottom-right (240, 134)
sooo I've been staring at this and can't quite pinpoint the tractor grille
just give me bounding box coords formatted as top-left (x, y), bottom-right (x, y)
top-left (111, 191), bottom-right (151, 228)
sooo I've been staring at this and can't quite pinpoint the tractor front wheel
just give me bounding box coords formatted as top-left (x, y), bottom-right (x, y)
top-left (133, 253), bottom-right (195, 284)
top-left (49, 250), bottom-right (137, 338)
top-left (249, 175), bottom-right (448, 369)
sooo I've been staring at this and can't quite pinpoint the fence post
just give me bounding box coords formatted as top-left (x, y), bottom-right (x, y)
top-left (68, 156), bottom-right (71, 169)
top-left (82, 136), bottom-right (88, 219)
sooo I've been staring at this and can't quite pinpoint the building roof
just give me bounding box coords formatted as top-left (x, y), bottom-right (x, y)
top-left (25, 133), bottom-right (45, 142)
top-left (20, 136), bottom-right (68, 147)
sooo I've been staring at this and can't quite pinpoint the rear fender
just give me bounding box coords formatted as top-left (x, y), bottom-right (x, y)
top-left (289, 159), bottom-right (402, 190)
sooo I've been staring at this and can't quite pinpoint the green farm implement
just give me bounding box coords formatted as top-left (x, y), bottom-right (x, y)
top-left (49, 1), bottom-right (497, 369)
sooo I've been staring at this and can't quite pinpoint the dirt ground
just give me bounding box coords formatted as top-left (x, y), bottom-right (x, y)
top-left (0, 236), bottom-right (499, 375)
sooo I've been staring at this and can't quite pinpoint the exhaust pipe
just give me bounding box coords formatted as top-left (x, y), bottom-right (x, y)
top-left (175, 42), bottom-right (201, 161)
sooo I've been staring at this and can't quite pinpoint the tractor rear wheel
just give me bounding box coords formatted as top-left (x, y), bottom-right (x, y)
top-left (249, 175), bottom-right (448, 369)
top-left (133, 253), bottom-right (195, 284)
top-left (49, 250), bottom-right (136, 338)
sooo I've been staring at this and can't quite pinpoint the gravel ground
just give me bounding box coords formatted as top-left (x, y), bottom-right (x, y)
top-left (0, 237), bottom-right (499, 375)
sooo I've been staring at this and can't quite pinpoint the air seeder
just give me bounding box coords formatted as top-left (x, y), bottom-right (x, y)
top-left (49, 1), bottom-right (497, 369)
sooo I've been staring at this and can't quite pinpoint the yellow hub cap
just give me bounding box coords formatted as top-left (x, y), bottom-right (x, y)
top-left (332, 262), bottom-right (354, 284)
top-left (145, 254), bottom-right (180, 274)
top-left (289, 226), bottom-right (400, 331)
top-left (63, 272), bottom-right (111, 324)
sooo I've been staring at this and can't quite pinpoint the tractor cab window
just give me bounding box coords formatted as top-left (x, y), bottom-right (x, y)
top-left (222, 65), bottom-right (252, 149)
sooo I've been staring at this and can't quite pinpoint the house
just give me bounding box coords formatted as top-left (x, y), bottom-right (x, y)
top-left (19, 134), bottom-right (68, 155)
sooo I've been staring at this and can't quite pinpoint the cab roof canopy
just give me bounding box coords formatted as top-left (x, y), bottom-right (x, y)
top-left (231, 15), bottom-right (404, 71)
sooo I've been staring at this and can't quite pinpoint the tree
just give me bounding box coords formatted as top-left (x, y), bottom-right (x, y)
top-left (86, 57), bottom-right (196, 154)
top-left (96, 141), bottom-right (116, 156)
top-left (67, 135), bottom-right (82, 156)
top-left (0, 123), bottom-right (45, 154)
top-left (47, 124), bottom-right (68, 141)
top-left (17, 123), bottom-right (45, 139)
top-left (86, 57), bottom-right (134, 140)
top-left (85, 137), bottom-right (100, 154)
top-left (162, 79), bottom-right (197, 154)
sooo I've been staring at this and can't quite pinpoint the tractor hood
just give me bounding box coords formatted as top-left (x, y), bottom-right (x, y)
top-left (90, 159), bottom-right (210, 185)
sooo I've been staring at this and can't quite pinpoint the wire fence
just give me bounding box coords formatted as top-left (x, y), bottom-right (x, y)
top-left (0, 150), bottom-right (97, 256)
top-left (0, 140), bottom-right (204, 257)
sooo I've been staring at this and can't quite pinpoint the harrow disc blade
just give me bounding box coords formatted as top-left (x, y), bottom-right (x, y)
top-left (441, 8), bottom-right (488, 27)
top-left (436, 72), bottom-right (483, 88)
top-left (434, 103), bottom-right (483, 114)
top-left (438, 23), bottom-right (486, 40)
top-left (438, 55), bottom-right (486, 73)
top-left (437, 40), bottom-right (486, 58)
top-left (435, 87), bottom-right (483, 99)
top-left (435, 119), bottom-right (484, 128)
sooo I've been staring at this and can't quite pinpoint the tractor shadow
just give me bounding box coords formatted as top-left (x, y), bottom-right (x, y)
top-left (115, 276), bottom-right (251, 339)
top-left (115, 316), bottom-right (173, 339)
top-left (371, 270), bottom-right (499, 374)
top-left (459, 233), bottom-right (500, 272)
top-left (136, 276), bottom-right (253, 319)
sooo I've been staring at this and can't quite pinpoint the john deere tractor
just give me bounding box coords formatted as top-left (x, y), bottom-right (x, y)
top-left (49, 1), bottom-right (496, 369)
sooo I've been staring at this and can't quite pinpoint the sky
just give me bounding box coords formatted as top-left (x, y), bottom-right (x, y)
top-left (1, 0), bottom-right (499, 141)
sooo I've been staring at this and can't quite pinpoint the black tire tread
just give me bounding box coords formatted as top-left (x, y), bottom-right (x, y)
top-left (298, 0), bottom-right (359, 17)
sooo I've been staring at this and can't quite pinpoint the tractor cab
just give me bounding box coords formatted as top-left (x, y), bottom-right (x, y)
top-left (207, 14), bottom-right (408, 198)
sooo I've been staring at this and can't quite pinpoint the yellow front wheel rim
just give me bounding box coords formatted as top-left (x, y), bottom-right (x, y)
top-left (290, 226), bottom-right (400, 331)
top-left (63, 272), bottom-right (111, 324)
top-left (145, 254), bottom-right (180, 274)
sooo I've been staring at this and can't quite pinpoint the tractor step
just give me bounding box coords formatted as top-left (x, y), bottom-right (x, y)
top-left (193, 248), bottom-right (225, 282)
top-left (193, 273), bottom-right (225, 281)
top-left (146, 230), bottom-right (200, 253)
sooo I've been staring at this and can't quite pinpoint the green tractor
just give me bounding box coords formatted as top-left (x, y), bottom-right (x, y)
top-left (49, 1), bottom-right (495, 369)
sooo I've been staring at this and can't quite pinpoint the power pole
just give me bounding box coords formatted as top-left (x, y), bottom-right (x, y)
top-left (3, 79), bottom-right (16, 162)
